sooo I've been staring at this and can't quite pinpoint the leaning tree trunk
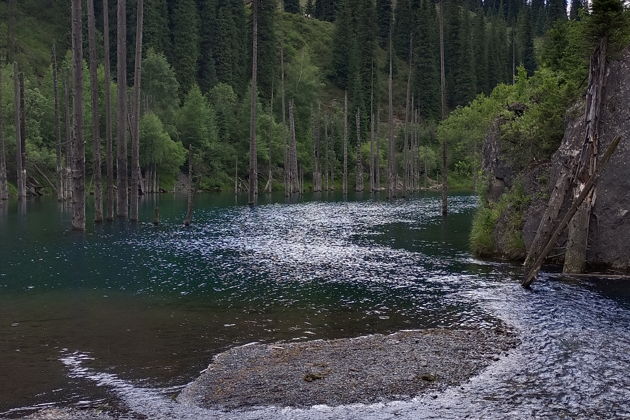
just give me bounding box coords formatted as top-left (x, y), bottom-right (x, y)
top-left (71, 0), bottom-right (85, 230)
top-left (130, 0), bottom-right (144, 221)
top-left (387, 32), bottom-right (395, 200)
top-left (343, 91), bottom-right (348, 195)
top-left (87, 0), bottom-right (103, 222)
top-left (0, 66), bottom-right (7, 202)
top-left (116, 0), bottom-right (128, 218)
top-left (439, 0), bottom-right (448, 216)
top-left (13, 63), bottom-right (25, 200)
top-left (52, 45), bottom-right (64, 202)
top-left (249, 0), bottom-right (258, 205)
top-left (103, 0), bottom-right (114, 220)
top-left (563, 38), bottom-right (608, 274)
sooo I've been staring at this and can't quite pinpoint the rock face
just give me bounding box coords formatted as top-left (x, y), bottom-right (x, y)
top-left (483, 46), bottom-right (630, 271)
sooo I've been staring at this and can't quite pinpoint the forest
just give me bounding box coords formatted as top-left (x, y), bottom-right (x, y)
top-left (1, 0), bottom-right (618, 229)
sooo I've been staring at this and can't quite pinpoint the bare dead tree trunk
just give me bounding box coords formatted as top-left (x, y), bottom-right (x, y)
top-left (355, 109), bottom-right (363, 192)
top-left (87, 0), bottom-right (103, 222)
top-left (63, 73), bottom-right (73, 201)
top-left (71, 0), bottom-right (85, 230)
top-left (403, 34), bottom-right (413, 197)
top-left (0, 66), bottom-right (7, 202)
top-left (249, 0), bottom-right (258, 205)
top-left (439, 0), bottom-right (448, 216)
top-left (116, 0), bottom-right (128, 218)
top-left (183, 146), bottom-right (194, 226)
top-left (52, 45), bottom-right (64, 202)
top-left (323, 113), bottom-right (329, 191)
top-left (376, 106), bottom-right (380, 191)
top-left (130, 0), bottom-right (144, 221)
top-left (288, 99), bottom-right (299, 195)
top-left (369, 62), bottom-right (375, 193)
top-left (13, 64), bottom-right (25, 200)
top-left (343, 91), bottom-right (348, 195)
top-left (564, 38), bottom-right (608, 274)
top-left (234, 157), bottom-right (238, 195)
top-left (103, 0), bottom-right (114, 220)
top-left (387, 32), bottom-right (395, 200)
top-left (19, 73), bottom-right (26, 194)
top-left (280, 44), bottom-right (289, 197)
top-left (313, 105), bottom-right (321, 192)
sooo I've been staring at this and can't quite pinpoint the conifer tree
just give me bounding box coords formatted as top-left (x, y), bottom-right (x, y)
top-left (314, 0), bottom-right (337, 21)
top-left (569, 0), bottom-right (584, 20)
top-left (518, 7), bottom-right (536, 75)
top-left (414, 0), bottom-right (440, 119)
top-left (451, 8), bottom-right (476, 106)
top-left (376, 0), bottom-right (392, 48)
top-left (284, 0), bottom-right (301, 14)
top-left (472, 9), bottom-right (489, 94)
top-left (393, 0), bottom-right (413, 60)
top-left (306, 0), bottom-right (315, 15)
top-left (198, 0), bottom-right (218, 93)
top-left (171, 0), bottom-right (200, 94)
top-left (144, 0), bottom-right (170, 55)
top-left (215, 0), bottom-right (247, 92)
top-left (547, 0), bottom-right (568, 24)
top-left (257, 0), bottom-right (277, 101)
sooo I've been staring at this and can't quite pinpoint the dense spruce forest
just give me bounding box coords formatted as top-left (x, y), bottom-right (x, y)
top-left (0, 0), bottom-right (627, 228)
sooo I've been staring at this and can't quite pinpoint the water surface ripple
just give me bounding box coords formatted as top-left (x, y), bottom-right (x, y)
top-left (1, 193), bottom-right (629, 418)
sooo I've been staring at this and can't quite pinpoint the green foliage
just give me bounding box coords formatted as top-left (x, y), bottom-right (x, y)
top-left (170, 0), bottom-right (200, 94)
top-left (143, 48), bottom-right (180, 128)
top-left (140, 113), bottom-right (187, 185)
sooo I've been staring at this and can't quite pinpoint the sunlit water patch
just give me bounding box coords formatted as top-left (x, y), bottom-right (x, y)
top-left (1, 192), bottom-right (630, 418)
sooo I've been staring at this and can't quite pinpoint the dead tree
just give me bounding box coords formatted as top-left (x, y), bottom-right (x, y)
top-left (19, 73), bottom-right (26, 195)
top-left (183, 146), bottom-right (194, 226)
top-left (0, 65), bottom-right (7, 202)
top-left (13, 64), bottom-right (25, 199)
top-left (387, 32), bottom-right (395, 200)
top-left (87, 0), bottom-right (103, 222)
top-left (117, 0), bottom-right (128, 218)
top-left (403, 34), bottom-right (413, 196)
top-left (355, 109), bottom-right (364, 192)
top-left (249, 0), bottom-right (258, 205)
top-left (280, 44), bottom-right (289, 196)
top-left (52, 45), bottom-right (64, 202)
top-left (64, 73), bottom-right (73, 201)
top-left (103, 0), bottom-right (114, 220)
top-left (564, 38), bottom-right (608, 273)
top-left (71, 0), bottom-right (85, 230)
top-left (523, 137), bottom-right (621, 287)
top-left (343, 91), bottom-right (348, 195)
top-left (312, 105), bottom-right (322, 192)
top-left (369, 63), bottom-right (375, 193)
top-left (130, 0), bottom-right (144, 221)
top-left (439, 0), bottom-right (448, 216)
top-left (288, 99), bottom-right (299, 195)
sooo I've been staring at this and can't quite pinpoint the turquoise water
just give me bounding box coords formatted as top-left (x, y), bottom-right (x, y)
top-left (1, 193), bottom-right (630, 418)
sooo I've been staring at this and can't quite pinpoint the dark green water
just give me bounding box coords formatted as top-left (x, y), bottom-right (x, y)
top-left (1, 192), bottom-right (630, 419)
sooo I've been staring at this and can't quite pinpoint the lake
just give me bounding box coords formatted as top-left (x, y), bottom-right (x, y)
top-left (1, 192), bottom-right (630, 418)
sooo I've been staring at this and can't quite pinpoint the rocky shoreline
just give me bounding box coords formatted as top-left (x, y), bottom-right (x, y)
top-left (13, 327), bottom-right (519, 419)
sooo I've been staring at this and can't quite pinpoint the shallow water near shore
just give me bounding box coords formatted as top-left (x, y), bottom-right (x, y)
top-left (1, 192), bottom-right (630, 418)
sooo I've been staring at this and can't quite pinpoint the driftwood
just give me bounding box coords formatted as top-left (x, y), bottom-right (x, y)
top-left (522, 136), bottom-right (621, 288)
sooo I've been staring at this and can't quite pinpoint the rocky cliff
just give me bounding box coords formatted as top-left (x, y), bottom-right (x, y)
top-left (480, 46), bottom-right (630, 271)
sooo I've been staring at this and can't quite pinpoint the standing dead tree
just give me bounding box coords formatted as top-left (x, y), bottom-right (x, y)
top-left (87, 0), bottom-right (103, 222)
top-left (369, 63), bottom-right (376, 193)
top-left (387, 32), bottom-right (395, 200)
top-left (249, 0), bottom-right (259, 205)
top-left (71, 0), bottom-right (85, 230)
top-left (13, 64), bottom-right (25, 199)
top-left (439, 0), bottom-right (448, 216)
top-left (343, 91), bottom-right (348, 195)
top-left (116, 0), bottom-right (128, 218)
top-left (0, 63), bottom-right (7, 202)
top-left (287, 99), bottom-right (300, 195)
top-left (103, 0), bottom-right (114, 220)
top-left (130, 0), bottom-right (144, 221)
top-left (183, 146), bottom-right (194, 226)
top-left (52, 45), bottom-right (64, 202)
top-left (312, 105), bottom-right (322, 192)
top-left (355, 109), bottom-right (364, 192)
top-left (403, 35), bottom-right (413, 196)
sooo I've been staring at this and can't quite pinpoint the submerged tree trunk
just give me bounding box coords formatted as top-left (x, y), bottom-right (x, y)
top-left (313, 106), bottom-right (321, 192)
top-left (183, 146), bottom-right (194, 226)
top-left (563, 38), bottom-right (608, 274)
top-left (14, 64), bottom-right (25, 200)
top-left (343, 91), bottom-right (348, 195)
top-left (280, 44), bottom-right (289, 197)
top-left (19, 73), bottom-right (26, 194)
top-left (387, 33), bottom-right (395, 200)
top-left (71, 0), bottom-right (85, 230)
top-left (130, 0), bottom-right (144, 221)
top-left (103, 0), bottom-right (114, 220)
top-left (288, 99), bottom-right (299, 195)
top-left (403, 35), bottom-right (413, 197)
top-left (52, 45), bottom-right (64, 202)
top-left (0, 67), bottom-right (7, 202)
top-left (439, 0), bottom-right (448, 216)
top-left (249, 0), bottom-right (258, 205)
top-left (369, 63), bottom-right (375, 193)
top-left (116, 0), bottom-right (128, 218)
top-left (87, 0), bottom-right (103, 222)
top-left (355, 109), bottom-right (363, 192)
